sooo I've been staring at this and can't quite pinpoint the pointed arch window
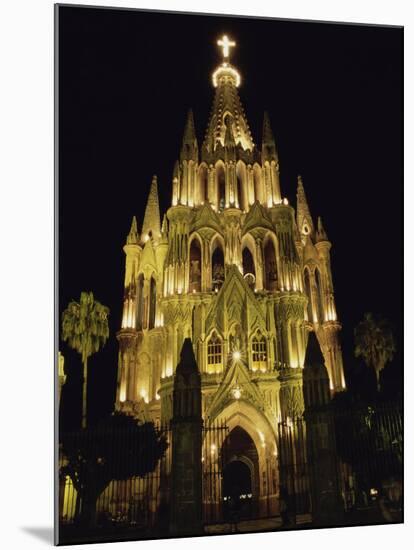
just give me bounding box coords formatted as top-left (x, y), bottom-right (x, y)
top-left (242, 246), bottom-right (256, 290)
top-left (236, 162), bottom-right (246, 211)
top-left (217, 165), bottom-right (226, 210)
top-left (189, 237), bottom-right (202, 293)
top-left (252, 334), bottom-right (267, 371)
top-left (315, 268), bottom-right (325, 324)
top-left (264, 238), bottom-right (278, 291)
top-left (304, 268), bottom-right (313, 322)
top-left (136, 274), bottom-right (144, 330)
top-left (148, 276), bottom-right (156, 330)
top-left (253, 165), bottom-right (262, 204)
top-left (207, 332), bottom-right (223, 373)
top-left (198, 164), bottom-right (208, 204)
top-left (211, 240), bottom-right (225, 291)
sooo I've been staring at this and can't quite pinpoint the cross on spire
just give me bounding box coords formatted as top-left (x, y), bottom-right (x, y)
top-left (217, 35), bottom-right (236, 62)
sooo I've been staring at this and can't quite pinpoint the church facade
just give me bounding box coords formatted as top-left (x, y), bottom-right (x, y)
top-left (115, 36), bottom-right (345, 517)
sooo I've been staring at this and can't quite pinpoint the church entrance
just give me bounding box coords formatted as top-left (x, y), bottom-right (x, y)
top-left (222, 426), bottom-right (259, 520)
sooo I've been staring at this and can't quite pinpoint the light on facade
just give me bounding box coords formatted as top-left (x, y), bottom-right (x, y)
top-left (232, 386), bottom-right (242, 400)
top-left (232, 350), bottom-right (241, 361)
top-left (283, 198), bottom-right (289, 205)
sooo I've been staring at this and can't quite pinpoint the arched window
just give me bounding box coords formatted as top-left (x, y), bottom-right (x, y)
top-left (264, 238), bottom-right (278, 291)
top-left (242, 246), bottom-right (256, 290)
top-left (217, 165), bottom-right (226, 210)
top-left (211, 240), bottom-right (225, 291)
top-left (252, 334), bottom-right (267, 372)
top-left (253, 165), bottom-right (262, 203)
top-left (207, 332), bottom-right (223, 373)
top-left (148, 276), bottom-right (156, 329)
top-left (198, 164), bottom-right (208, 204)
top-left (304, 268), bottom-right (313, 322)
top-left (315, 268), bottom-right (324, 324)
top-left (189, 237), bottom-right (202, 293)
top-left (236, 162), bottom-right (246, 211)
top-left (136, 274), bottom-right (144, 330)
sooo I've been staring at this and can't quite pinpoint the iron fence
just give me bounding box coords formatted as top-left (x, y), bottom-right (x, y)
top-left (277, 402), bottom-right (403, 520)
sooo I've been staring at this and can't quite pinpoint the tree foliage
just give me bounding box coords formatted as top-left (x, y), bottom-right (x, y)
top-left (354, 313), bottom-right (395, 391)
top-left (60, 412), bottom-right (168, 526)
top-left (62, 291), bottom-right (109, 365)
top-left (61, 292), bottom-right (109, 427)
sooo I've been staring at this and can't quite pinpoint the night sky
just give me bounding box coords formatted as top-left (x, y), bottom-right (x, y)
top-left (58, 6), bottom-right (403, 429)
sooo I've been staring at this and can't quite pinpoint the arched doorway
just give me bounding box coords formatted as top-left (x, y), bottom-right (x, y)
top-left (222, 426), bottom-right (259, 520)
top-left (223, 461), bottom-right (252, 520)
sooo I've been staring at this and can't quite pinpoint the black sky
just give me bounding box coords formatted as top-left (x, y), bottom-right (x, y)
top-left (58, 6), bottom-right (403, 428)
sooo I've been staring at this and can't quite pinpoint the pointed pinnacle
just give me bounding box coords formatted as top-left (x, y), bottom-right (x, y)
top-left (161, 213), bottom-right (168, 236)
top-left (183, 109), bottom-right (196, 144)
top-left (316, 216), bottom-right (328, 242)
top-left (262, 111), bottom-right (278, 162)
top-left (296, 175), bottom-right (314, 234)
top-left (141, 175), bottom-right (161, 240)
top-left (127, 215), bottom-right (139, 244)
top-left (262, 111), bottom-right (274, 143)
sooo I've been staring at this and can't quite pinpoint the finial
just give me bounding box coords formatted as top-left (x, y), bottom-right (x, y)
top-left (262, 111), bottom-right (278, 162)
top-left (183, 109), bottom-right (196, 143)
top-left (217, 35), bottom-right (236, 63)
top-left (127, 215), bottom-right (139, 244)
top-left (296, 175), bottom-right (314, 236)
top-left (161, 214), bottom-right (168, 237)
top-left (316, 216), bottom-right (328, 242)
top-left (212, 35), bottom-right (241, 88)
top-left (180, 109), bottom-right (198, 162)
top-left (141, 175), bottom-right (161, 240)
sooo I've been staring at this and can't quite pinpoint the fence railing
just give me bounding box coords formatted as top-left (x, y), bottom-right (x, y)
top-left (59, 402), bottom-right (402, 531)
top-left (277, 402), bottom-right (403, 518)
top-left (59, 422), bottom-right (172, 529)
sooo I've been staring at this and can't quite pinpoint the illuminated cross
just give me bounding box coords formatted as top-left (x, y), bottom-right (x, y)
top-left (217, 35), bottom-right (236, 62)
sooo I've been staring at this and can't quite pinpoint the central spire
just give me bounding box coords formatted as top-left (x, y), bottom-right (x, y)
top-left (204, 35), bottom-right (253, 153)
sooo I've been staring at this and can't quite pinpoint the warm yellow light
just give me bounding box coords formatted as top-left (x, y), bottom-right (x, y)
top-left (211, 443), bottom-right (217, 454)
top-left (212, 65), bottom-right (241, 88)
top-left (155, 393), bottom-right (160, 401)
top-left (233, 350), bottom-right (241, 361)
top-left (258, 430), bottom-right (265, 447)
top-left (283, 198), bottom-right (289, 205)
top-left (217, 35), bottom-right (236, 59)
top-left (144, 234), bottom-right (149, 242)
top-left (232, 386), bottom-right (242, 400)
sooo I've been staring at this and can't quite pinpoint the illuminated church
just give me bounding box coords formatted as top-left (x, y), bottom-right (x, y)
top-left (115, 35), bottom-right (345, 516)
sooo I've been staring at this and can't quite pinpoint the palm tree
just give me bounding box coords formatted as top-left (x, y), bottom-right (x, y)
top-left (354, 312), bottom-right (395, 392)
top-left (62, 292), bottom-right (109, 428)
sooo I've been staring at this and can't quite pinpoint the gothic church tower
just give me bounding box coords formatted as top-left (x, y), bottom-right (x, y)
top-left (115, 35), bottom-right (345, 516)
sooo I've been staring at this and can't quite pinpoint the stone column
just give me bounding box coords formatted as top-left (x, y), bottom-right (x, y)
top-left (170, 339), bottom-right (203, 536)
top-left (303, 332), bottom-right (344, 526)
